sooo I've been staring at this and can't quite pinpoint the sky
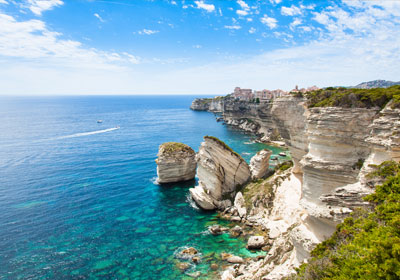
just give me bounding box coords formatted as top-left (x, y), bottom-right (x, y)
top-left (0, 0), bottom-right (400, 95)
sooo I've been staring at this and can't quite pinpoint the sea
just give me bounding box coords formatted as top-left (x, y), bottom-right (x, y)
top-left (0, 96), bottom-right (286, 280)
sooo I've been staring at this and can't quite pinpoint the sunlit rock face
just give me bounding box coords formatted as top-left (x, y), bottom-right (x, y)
top-left (190, 136), bottom-right (251, 210)
top-left (156, 142), bottom-right (196, 184)
top-left (300, 107), bottom-right (379, 223)
top-left (249, 149), bottom-right (272, 180)
top-left (271, 96), bottom-right (309, 174)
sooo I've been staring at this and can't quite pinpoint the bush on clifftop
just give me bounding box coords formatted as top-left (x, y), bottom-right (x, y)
top-left (305, 85), bottom-right (400, 110)
top-left (290, 161), bottom-right (400, 280)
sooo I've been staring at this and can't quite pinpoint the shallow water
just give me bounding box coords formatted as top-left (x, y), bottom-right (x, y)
top-left (0, 96), bottom-right (286, 279)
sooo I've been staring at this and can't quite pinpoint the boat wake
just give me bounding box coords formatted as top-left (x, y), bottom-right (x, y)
top-left (51, 127), bottom-right (120, 140)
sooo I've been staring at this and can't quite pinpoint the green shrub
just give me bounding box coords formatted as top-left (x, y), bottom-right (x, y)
top-left (305, 85), bottom-right (400, 110)
top-left (292, 161), bottom-right (400, 280)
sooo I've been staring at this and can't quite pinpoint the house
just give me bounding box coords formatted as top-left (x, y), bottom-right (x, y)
top-left (232, 87), bottom-right (254, 101)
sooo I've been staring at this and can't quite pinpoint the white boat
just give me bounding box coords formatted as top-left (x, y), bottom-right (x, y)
top-left (279, 152), bottom-right (286, 156)
top-left (97, 120), bottom-right (103, 123)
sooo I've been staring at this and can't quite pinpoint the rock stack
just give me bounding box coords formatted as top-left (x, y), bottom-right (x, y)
top-left (190, 136), bottom-right (251, 210)
top-left (156, 142), bottom-right (197, 184)
top-left (249, 149), bottom-right (272, 180)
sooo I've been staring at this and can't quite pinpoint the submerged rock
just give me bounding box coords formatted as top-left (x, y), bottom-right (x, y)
top-left (156, 142), bottom-right (196, 184)
top-left (176, 262), bottom-right (190, 271)
top-left (190, 136), bottom-right (251, 210)
top-left (208, 224), bottom-right (223, 235)
top-left (247, 236), bottom-right (266, 250)
top-left (181, 247), bottom-right (198, 256)
top-left (249, 149), bottom-right (272, 180)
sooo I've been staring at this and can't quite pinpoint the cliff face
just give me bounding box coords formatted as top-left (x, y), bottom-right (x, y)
top-left (190, 98), bottom-right (224, 112)
top-left (223, 100), bottom-right (279, 140)
top-left (193, 95), bottom-right (400, 279)
top-left (190, 136), bottom-right (251, 210)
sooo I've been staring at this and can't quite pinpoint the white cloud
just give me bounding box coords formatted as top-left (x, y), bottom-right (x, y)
top-left (0, 13), bottom-right (139, 68)
top-left (94, 13), bottom-right (104, 23)
top-left (236, 10), bottom-right (248, 16)
top-left (27, 0), bottom-right (64, 16)
top-left (281, 5), bottom-right (302, 16)
top-left (237, 0), bottom-right (249, 11)
top-left (224, 25), bottom-right (241, 30)
top-left (269, 0), bottom-right (282, 4)
top-left (249, 27), bottom-right (256, 34)
top-left (170, 0), bottom-right (177, 5)
top-left (290, 18), bottom-right (302, 29)
top-left (193, 44), bottom-right (202, 49)
top-left (0, 0), bottom-right (8, 4)
top-left (261, 15), bottom-right (277, 29)
top-left (138, 29), bottom-right (159, 35)
top-left (194, 1), bottom-right (215, 12)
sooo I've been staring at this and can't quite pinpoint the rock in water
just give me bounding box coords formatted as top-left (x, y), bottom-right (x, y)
top-left (189, 136), bottom-right (251, 210)
top-left (227, 255), bottom-right (245, 264)
top-left (249, 149), bottom-right (272, 180)
top-left (156, 142), bottom-right (196, 184)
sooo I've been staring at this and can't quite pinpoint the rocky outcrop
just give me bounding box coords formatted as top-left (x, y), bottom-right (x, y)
top-left (234, 192), bottom-right (247, 218)
top-left (249, 149), bottom-right (272, 179)
top-left (190, 98), bottom-right (211, 111)
top-left (190, 97), bottom-right (225, 112)
top-left (156, 142), bottom-right (196, 184)
top-left (189, 136), bottom-right (251, 210)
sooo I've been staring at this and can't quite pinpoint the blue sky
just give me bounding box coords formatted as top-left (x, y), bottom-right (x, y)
top-left (0, 0), bottom-right (400, 95)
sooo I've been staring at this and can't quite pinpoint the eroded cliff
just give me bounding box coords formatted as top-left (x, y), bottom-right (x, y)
top-left (192, 88), bottom-right (400, 279)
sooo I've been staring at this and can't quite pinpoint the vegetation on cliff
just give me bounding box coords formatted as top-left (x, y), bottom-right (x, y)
top-left (159, 142), bottom-right (195, 155)
top-left (304, 85), bottom-right (400, 110)
top-left (291, 161), bottom-right (400, 280)
top-left (204, 136), bottom-right (244, 161)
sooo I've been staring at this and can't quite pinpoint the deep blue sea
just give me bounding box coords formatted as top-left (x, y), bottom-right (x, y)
top-left (0, 96), bottom-right (285, 280)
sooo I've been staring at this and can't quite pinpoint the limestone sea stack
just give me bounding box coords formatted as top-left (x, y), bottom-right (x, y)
top-left (189, 136), bottom-right (251, 210)
top-left (156, 142), bottom-right (197, 184)
top-left (249, 149), bottom-right (272, 180)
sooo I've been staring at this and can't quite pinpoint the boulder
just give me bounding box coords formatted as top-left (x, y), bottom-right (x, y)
top-left (227, 255), bottom-right (245, 264)
top-left (190, 136), bottom-right (251, 210)
top-left (230, 225), bottom-right (243, 238)
top-left (249, 149), bottom-right (272, 180)
top-left (181, 247), bottom-right (198, 255)
top-left (191, 256), bottom-right (201, 264)
top-left (156, 142), bottom-right (196, 184)
top-left (234, 192), bottom-right (247, 218)
top-left (189, 186), bottom-right (216, 210)
top-left (247, 236), bottom-right (266, 250)
top-left (209, 224), bottom-right (224, 235)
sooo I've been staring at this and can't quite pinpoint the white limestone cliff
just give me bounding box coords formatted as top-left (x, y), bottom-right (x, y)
top-left (190, 136), bottom-right (251, 210)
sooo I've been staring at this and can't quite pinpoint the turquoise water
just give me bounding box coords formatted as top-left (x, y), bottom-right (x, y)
top-left (0, 96), bottom-right (285, 280)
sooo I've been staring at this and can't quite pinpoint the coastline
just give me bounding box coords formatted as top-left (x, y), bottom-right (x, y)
top-left (187, 89), bottom-right (400, 279)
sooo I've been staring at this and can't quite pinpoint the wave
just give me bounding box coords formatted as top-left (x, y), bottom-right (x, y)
top-left (50, 127), bottom-right (120, 140)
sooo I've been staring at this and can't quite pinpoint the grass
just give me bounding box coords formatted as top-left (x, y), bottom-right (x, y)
top-left (159, 142), bottom-right (195, 155)
top-left (304, 85), bottom-right (400, 110)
